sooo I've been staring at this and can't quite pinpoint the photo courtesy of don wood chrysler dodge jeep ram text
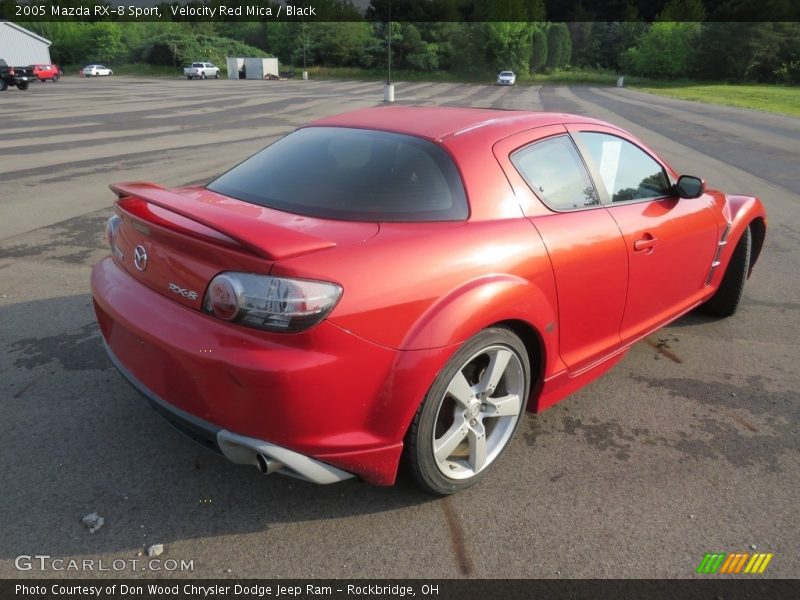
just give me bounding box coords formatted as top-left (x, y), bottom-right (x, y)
top-left (91, 107), bottom-right (766, 495)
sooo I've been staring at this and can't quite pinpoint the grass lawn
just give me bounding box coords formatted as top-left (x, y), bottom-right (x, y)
top-left (632, 84), bottom-right (800, 117)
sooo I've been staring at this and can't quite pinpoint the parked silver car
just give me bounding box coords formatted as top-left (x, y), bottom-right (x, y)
top-left (496, 70), bottom-right (516, 85)
top-left (83, 64), bottom-right (113, 77)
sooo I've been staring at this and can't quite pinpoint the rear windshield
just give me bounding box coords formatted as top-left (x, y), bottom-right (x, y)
top-left (207, 127), bottom-right (468, 222)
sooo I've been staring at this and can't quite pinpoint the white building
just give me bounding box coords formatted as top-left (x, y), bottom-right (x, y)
top-left (0, 21), bottom-right (52, 65)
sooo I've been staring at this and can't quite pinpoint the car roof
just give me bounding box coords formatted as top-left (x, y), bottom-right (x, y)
top-left (309, 106), bottom-right (610, 145)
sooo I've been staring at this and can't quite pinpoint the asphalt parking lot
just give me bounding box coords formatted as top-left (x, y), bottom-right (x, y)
top-left (1, 77), bottom-right (798, 579)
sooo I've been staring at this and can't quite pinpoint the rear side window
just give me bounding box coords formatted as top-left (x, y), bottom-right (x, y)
top-left (208, 127), bottom-right (468, 222)
top-left (511, 135), bottom-right (599, 211)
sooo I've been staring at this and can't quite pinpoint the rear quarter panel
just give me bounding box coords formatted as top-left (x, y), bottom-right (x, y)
top-left (273, 218), bottom-right (561, 373)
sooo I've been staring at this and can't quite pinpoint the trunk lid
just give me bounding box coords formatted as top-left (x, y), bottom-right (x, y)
top-left (110, 182), bottom-right (378, 311)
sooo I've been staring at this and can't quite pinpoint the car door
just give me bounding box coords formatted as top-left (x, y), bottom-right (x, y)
top-left (569, 126), bottom-right (719, 343)
top-left (494, 128), bottom-right (629, 372)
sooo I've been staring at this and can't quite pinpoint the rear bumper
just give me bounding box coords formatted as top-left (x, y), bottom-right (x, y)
top-left (105, 343), bottom-right (354, 484)
top-left (91, 257), bottom-right (422, 485)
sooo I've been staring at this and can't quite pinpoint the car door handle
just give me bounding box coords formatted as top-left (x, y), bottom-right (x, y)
top-left (633, 236), bottom-right (658, 252)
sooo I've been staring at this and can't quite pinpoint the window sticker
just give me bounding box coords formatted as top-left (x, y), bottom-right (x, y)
top-left (598, 140), bottom-right (621, 196)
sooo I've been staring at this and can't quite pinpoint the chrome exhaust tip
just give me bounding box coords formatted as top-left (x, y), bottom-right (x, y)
top-left (217, 429), bottom-right (354, 484)
top-left (256, 453), bottom-right (284, 475)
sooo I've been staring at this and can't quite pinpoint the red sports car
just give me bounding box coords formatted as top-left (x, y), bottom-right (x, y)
top-left (91, 107), bottom-right (766, 494)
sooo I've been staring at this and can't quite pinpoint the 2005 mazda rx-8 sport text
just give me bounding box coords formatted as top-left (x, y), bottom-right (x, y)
top-left (91, 107), bottom-right (766, 494)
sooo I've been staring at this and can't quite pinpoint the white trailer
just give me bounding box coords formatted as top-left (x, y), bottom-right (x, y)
top-left (226, 57), bottom-right (279, 80)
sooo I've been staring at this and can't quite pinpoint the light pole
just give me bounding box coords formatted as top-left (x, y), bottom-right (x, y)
top-left (384, 0), bottom-right (394, 102)
top-left (387, 2), bottom-right (391, 85)
top-left (302, 22), bottom-right (308, 80)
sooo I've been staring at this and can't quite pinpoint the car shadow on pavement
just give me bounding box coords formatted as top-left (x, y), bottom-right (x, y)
top-left (0, 294), bottom-right (436, 562)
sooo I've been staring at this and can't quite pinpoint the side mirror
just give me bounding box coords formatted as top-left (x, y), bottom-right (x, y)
top-left (675, 175), bottom-right (705, 199)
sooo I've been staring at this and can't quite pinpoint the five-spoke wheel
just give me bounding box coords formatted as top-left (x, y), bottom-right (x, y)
top-left (405, 328), bottom-right (530, 495)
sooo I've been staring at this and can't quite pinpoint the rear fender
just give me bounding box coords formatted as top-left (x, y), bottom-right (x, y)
top-left (374, 275), bottom-right (558, 448)
top-left (369, 275), bottom-right (557, 451)
top-left (399, 273), bottom-right (557, 358)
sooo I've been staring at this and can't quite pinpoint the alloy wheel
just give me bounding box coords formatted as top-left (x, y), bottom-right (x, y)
top-left (432, 344), bottom-right (525, 479)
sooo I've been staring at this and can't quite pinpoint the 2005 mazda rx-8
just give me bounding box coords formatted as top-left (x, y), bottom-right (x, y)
top-left (91, 107), bottom-right (766, 494)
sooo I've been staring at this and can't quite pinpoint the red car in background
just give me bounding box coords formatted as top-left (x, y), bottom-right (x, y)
top-left (32, 64), bottom-right (61, 82)
top-left (91, 107), bottom-right (766, 495)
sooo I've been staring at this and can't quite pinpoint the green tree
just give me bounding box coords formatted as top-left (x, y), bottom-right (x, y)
top-left (546, 23), bottom-right (571, 71)
top-left (621, 22), bottom-right (700, 78)
top-left (745, 22), bottom-right (800, 83)
top-left (693, 22), bottom-right (756, 81)
top-left (216, 21), bottom-right (269, 52)
top-left (419, 22), bottom-right (461, 70)
top-left (264, 22), bottom-right (296, 65)
top-left (600, 21), bottom-right (648, 71)
top-left (531, 28), bottom-right (548, 73)
top-left (294, 23), bottom-right (315, 68)
top-left (85, 23), bottom-right (125, 64)
top-left (485, 22), bottom-right (533, 75)
top-left (135, 31), bottom-right (269, 68)
top-left (313, 22), bottom-right (374, 67)
top-left (449, 23), bottom-right (491, 76)
top-left (568, 22), bottom-right (599, 69)
top-left (29, 22), bottom-right (86, 65)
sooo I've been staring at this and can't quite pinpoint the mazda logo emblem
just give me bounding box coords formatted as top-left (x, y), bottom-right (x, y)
top-left (133, 245), bottom-right (148, 271)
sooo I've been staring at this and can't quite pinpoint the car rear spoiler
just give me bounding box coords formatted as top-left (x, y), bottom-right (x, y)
top-left (110, 182), bottom-right (336, 261)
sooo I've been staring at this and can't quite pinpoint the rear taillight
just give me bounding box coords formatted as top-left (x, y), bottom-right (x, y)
top-left (105, 215), bottom-right (123, 258)
top-left (203, 272), bottom-right (342, 333)
top-left (205, 274), bottom-right (242, 321)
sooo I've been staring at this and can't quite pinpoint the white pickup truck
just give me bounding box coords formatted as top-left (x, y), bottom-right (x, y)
top-left (184, 62), bottom-right (220, 80)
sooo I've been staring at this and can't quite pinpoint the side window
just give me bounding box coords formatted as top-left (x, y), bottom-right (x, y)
top-left (574, 132), bottom-right (672, 203)
top-left (511, 136), bottom-right (600, 211)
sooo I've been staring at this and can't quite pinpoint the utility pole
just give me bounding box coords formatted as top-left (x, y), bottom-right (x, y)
top-left (387, 0), bottom-right (392, 85)
top-left (384, 0), bottom-right (394, 102)
top-left (302, 22), bottom-right (309, 80)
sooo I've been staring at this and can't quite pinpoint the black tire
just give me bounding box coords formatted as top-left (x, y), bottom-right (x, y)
top-left (1, 79), bottom-right (8, 92)
top-left (187, 76), bottom-right (193, 80)
top-left (201, 72), bottom-right (206, 80)
top-left (699, 227), bottom-right (751, 317)
top-left (17, 81), bottom-right (29, 91)
top-left (405, 327), bottom-right (531, 495)
top-left (214, 71), bottom-right (220, 79)
top-left (53, 74), bottom-right (60, 82)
